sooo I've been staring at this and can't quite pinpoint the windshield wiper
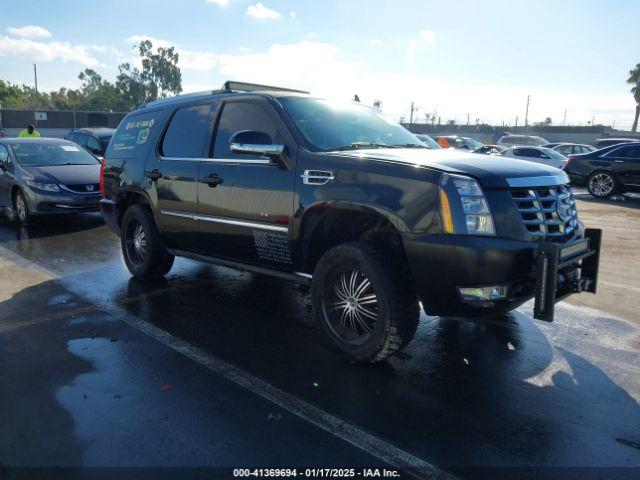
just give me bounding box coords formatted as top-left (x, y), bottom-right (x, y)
top-left (326, 142), bottom-right (392, 152)
top-left (389, 143), bottom-right (428, 149)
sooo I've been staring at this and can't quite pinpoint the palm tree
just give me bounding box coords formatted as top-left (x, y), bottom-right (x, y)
top-left (627, 63), bottom-right (640, 132)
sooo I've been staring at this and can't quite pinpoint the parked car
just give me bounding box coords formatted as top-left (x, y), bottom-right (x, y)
top-left (474, 144), bottom-right (506, 155)
top-left (544, 143), bottom-right (596, 156)
top-left (501, 146), bottom-right (567, 168)
top-left (437, 135), bottom-right (483, 150)
top-left (101, 81), bottom-right (600, 363)
top-left (564, 142), bottom-right (640, 198)
top-left (497, 134), bottom-right (549, 147)
top-left (65, 127), bottom-right (116, 159)
top-left (414, 134), bottom-right (441, 149)
top-left (0, 138), bottom-right (101, 223)
top-left (592, 138), bottom-right (640, 149)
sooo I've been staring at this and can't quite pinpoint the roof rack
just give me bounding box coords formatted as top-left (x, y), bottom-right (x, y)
top-left (222, 81), bottom-right (309, 94)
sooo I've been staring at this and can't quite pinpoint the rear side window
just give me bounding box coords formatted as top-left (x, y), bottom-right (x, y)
top-left (161, 104), bottom-right (214, 158)
top-left (109, 110), bottom-right (164, 158)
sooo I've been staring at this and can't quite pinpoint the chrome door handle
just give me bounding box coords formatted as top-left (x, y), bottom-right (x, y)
top-left (614, 160), bottom-right (625, 163)
top-left (301, 170), bottom-right (335, 185)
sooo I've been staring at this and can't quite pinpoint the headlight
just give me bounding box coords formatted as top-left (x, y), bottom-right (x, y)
top-left (439, 174), bottom-right (496, 236)
top-left (26, 181), bottom-right (61, 192)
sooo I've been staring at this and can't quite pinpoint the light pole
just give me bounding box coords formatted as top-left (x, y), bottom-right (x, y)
top-left (524, 95), bottom-right (530, 127)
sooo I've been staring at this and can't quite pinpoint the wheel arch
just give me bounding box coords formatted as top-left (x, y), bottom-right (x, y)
top-left (114, 188), bottom-right (153, 228)
top-left (299, 202), bottom-right (411, 275)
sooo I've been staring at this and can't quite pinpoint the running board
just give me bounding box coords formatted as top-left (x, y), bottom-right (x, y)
top-left (168, 249), bottom-right (313, 286)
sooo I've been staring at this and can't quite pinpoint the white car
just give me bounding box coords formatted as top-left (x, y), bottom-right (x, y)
top-left (500, 146), bottom-right (567, 168)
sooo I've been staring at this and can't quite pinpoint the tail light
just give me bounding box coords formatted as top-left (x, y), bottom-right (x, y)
top-left (99, 159), bottom-right (105, 197)
top-left (565, 155), bottom-right (574, 168)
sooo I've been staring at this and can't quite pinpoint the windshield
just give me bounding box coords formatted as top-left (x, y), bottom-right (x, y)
top-left (11, 143), bottom-right (100, 166)
top-left (544, 148), bottom-right (567, 161)
top-left (278, 97), bottom-right (424, 151)
top-left (415, 134), bottom-right (441, 149)
top-left (464, 137), bottom-right (483, 149)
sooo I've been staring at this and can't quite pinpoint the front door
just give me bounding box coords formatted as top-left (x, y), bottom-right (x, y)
top-left (0, 144), bottom-right (13, 207)
top-left (196, 99), bottom-right (295, 269)
top-left (144, 102), bottom-right (216, 251)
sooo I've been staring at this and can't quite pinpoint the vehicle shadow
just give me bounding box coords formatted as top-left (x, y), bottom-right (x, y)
top-left (114, 267), bottom-right (640, 472)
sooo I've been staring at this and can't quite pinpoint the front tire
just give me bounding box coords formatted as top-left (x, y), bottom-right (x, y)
top-left (120, 204), bottom-right (174, 278)
top-left (312, 241), bottom-right (419, 363)
top-left (13, 190), bottom-right (31, 224)
top-left (587, 171), bottom-right (617, 198)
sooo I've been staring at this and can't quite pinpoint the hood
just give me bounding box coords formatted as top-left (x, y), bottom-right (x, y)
top-left (331, 148), bottom-right (567, 188)
top-left (21, 164), bottom-right (100, 185)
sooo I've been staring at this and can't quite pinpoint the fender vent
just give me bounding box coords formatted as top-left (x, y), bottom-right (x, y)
top-left (301, 170), bottom-right (335, 185)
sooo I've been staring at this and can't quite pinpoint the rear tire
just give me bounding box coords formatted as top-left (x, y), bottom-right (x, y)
top-left (311, 241), bottom-right (420, 363)
top-left (587, 171), bottom-right (617, 198)
top-left (13, 190), bottom-right (32, 224)
top-left (120, 204), bottom-right (174, 278)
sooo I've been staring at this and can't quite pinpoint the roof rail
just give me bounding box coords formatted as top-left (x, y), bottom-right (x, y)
top-left (222, 81), bottom-right (309, 94)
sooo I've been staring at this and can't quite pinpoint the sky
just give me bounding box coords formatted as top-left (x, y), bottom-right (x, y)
top-left (0, 0), bottom-right (638, 128)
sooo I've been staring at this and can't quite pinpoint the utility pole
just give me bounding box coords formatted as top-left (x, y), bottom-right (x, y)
top-left (33, 63), bottom-right (38, 95)
top-left (524, 95), bottom-right (530, 127)
top-left (409, 102), bottom-right (416, 126)
top-left (515, 116), bottom-right (519, 127)
top-left (563, 109), bottom-right (567, 126)
top-left (466, 113), bottom-right (470, 126)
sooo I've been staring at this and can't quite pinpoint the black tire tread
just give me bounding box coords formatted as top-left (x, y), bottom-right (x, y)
top-left (121, 204), bottom-right (174, 279)
top-left (314, 241), bottom-right (419, 363)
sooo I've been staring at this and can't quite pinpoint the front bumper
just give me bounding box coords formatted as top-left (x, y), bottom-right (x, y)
top-left (25, 188), bottom-right (101, 214)
top-left (403, 229), bottom-right (601, 320)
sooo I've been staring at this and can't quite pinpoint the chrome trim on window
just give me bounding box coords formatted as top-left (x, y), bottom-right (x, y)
top-left (160, 209), bottom-right (288, 232)
top-left (230, 143), bottom-right (284, 157)
top-left (506, 173), bottom-right (569, 188)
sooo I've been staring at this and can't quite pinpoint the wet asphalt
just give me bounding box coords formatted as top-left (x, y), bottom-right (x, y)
top-left (1, 212), bottom-right (640, 480)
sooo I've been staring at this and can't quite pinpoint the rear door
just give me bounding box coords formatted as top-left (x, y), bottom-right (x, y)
top-left (145, 102), bottom-right (216, 251)
top-left (607, 144), bottom-right (640, 187)
top-left (196, 98), bottom-right (295, 267)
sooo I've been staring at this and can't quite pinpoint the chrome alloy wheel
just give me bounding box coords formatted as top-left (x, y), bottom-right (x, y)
top-left (125, 219), bottom-right (147, 265)
top-left (589, 173), bottom-right (614, 197)
top-left (324, 268), bottom-right (379, 344)
top-left (15, 194), bottom-right (27, 222)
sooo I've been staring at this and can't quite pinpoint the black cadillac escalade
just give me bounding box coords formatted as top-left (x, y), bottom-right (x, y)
top-left (100, 81), bottom-right (601, 363)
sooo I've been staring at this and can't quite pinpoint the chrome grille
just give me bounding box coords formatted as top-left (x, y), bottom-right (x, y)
top-left (511, 184), bottom-right (578, 242)
top-left (63, 183), bottom-right (100, 194)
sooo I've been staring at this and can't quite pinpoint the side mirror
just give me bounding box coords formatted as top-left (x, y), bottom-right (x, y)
top-left (230, 130), bottom-right (284, 159)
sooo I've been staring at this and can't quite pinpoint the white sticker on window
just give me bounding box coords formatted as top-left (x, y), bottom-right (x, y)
top-left (61, 145), bottom-right (80, 152)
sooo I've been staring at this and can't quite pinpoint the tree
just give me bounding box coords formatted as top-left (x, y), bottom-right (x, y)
top-left (544, 117), bottom-right (552, 126)
top-left (116, 40), bottom-right (182, 109)
top-left (627, 63), bottom-right (640, 132)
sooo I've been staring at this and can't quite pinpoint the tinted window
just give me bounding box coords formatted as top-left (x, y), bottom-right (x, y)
top-left (76, 133), bottom-right (89, 148)
top-left (86, 135), bottom-right (102, 155)
top-left (516, 148), bottom-right (541, 158)
top-left (161, 104), bottom-right (214, 158)
top-left (213, 102), bottom-right (279, 160)
top-left (615, 145), bottom-right (640, 159)
top-left (109, 110), bottom-right (164, 158)
top-left (0, 144), bottom-right (9, 163)
top-left (67, 132), bottom-right (77, 142)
